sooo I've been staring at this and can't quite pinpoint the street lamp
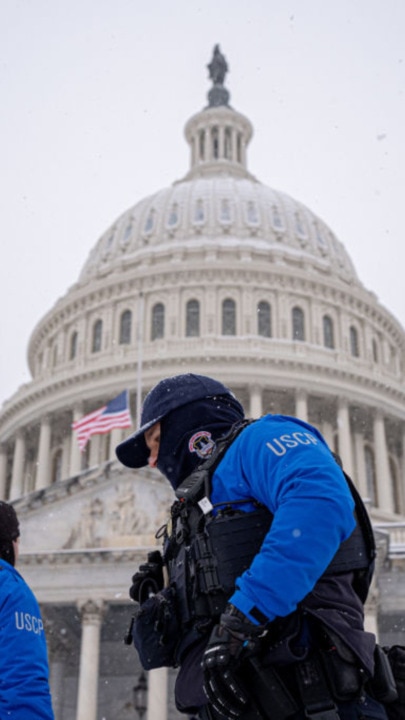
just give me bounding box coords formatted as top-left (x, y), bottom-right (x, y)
top-left (133, 671), bottom-right (147, 719)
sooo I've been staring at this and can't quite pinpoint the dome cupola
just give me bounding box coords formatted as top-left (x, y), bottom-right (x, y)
top-left (184, 45), bottom-right (254, 181)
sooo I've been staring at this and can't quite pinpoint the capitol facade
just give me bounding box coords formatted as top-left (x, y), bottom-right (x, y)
top-left (0, 49), bottom-right (404, 720)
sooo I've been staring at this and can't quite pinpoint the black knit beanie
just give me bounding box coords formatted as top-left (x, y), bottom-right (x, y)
top-left (0, 502), bottom-right (20, 566)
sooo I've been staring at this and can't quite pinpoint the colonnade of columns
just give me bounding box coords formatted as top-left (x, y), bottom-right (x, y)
top-left (0, 410), bottom-right (124, 501)
top-left (0, 387), bottom-right (402, 515)
top-left (48, 601), bottom-right (169, 720)
top-left (191, 123), bottom-right (246, 166)
top-left (247, 387), bottom-right (401, 515)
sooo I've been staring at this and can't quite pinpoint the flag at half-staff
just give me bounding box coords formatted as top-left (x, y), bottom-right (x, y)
top-left (72, 390), bottom-right (132, 451)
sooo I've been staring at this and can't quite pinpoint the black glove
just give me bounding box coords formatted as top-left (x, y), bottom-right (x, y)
top-left (129, 550), bottom-right (164, 604)
top-left (202, 604), bottom-right (267, 719)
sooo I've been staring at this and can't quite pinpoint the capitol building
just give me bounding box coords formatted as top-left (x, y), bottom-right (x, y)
top-left (0, 48), bottom-right (404, 720)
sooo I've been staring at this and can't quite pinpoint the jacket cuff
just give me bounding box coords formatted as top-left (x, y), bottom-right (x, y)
top-left (229, 590), bottom-right (274, 626)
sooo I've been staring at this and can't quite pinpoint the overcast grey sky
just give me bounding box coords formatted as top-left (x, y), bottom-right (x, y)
top-left (1, 0), bottom-right (404, 406)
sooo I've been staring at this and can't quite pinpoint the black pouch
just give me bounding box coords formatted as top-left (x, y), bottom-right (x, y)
top-left (381, 645), bottom-right (405, 720)
top-left (370, 645), bottom-right (398, 704)
top-left (133, 588), bottom-right (180, 670)
top-left (318, 630), bottom-right (364, 701)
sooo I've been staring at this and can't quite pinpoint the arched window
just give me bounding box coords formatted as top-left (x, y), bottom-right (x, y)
top-left (390, 457), bottom-right (401, 514)
top-left (323, 315), bottom-right (334, 349)
top-left (92, 319), bottom-right (103, 353)
top-left (104, 233), bottom-right (114, 255)
top-left (119, 310), bottom-right (132, 345)
top-left (151, 303), bottom-right (165, 340)
top-left (236, 134), bottom-right (242, 163)
top-left (271, 205), bottom-right (284, 231)
top-left (246, 201), bottom-right (259, 226)
top-left (295, 212), bottom-right (307, 239)
top-left (167, 203), bottom-right (179, 229)
top-left (257, 301), bottom-right (271, 338)
top-left (144, 209), bottom-right (155, 235)
top-left (69, 331), bottom-right (78, 360)
top-left (199, 130), bottom-right (205, 160)
top-left (292, 306), bottom-right (305, 341)
top-left (212, 127), bottom-right (219, 159)
top-left (224, 127), bottom-right (232, 159)
top-left (350, 326), bottom-right (359, 357)
top-left (372, 338), bottom-right (379, 363)
top-left (364, 445), bottom-right (377, 506)
top-left (222, 298), bottom-right (236, 336)
top-left (194, 199), bottom-right (205, 225)
top-left (186, 299), bottom-right (200, 337)
top-left (219, 198), bottom-right (231, 224)
top-left (389, 345), bottom-right (396, 372)
top-left (120, 222), bottom-right (132, 248)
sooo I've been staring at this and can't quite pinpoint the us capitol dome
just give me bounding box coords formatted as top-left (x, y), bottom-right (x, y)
top-left (0, 47), bottom-right (404, 720)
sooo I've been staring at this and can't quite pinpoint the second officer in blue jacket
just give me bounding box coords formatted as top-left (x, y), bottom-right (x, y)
top-left (0, 501), bottom-right (54, 719)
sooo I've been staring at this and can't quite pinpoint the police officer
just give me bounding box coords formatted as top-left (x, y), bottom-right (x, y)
top-left (117, 373), bottom-right (388, 720)
top-left (0, 501), bottom-right (55, 719)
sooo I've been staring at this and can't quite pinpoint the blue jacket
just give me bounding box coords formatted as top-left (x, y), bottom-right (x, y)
top-left (0, 559), bottom-right (54, 719)
top-left (171, 414), bottom-right (377, 713)
top-left (210, 415), bottom-right (356, 624)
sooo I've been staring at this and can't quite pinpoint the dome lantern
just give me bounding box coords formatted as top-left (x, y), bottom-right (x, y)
top-left (183, 45), bottom-right (255, 181)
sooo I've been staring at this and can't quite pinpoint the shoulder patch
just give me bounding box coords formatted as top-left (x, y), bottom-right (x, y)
top-left (188, 430), bottom-right (216, 459)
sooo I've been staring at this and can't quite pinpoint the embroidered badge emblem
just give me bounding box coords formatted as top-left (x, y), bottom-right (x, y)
top-left (188, 431), bottom-right (215, 459)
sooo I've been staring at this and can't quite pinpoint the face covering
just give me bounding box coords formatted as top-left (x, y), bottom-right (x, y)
top-left (157, 394), bottom-right (245, 489)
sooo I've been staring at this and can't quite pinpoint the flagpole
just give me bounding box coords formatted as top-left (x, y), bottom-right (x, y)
top-left (136, 291), bottom-right (144, 428)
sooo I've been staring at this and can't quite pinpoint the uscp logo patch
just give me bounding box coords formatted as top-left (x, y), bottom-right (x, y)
top-left (188, 431), bottom-right (215, 459)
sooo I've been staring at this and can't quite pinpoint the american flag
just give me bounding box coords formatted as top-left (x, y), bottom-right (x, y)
top-left (72, 390), bottom-right (132, 451)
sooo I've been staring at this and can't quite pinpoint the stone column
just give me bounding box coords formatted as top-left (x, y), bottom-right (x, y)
top-left (218, 125), bottom-right (225, 159)
top-left (50, 658), bottom-right (65, 720)
top-left (231, 128), bottom-right (237, 162)
top-left (10, 431), bottom-right (25, 500)
top-left (109, 427), bottom-right (123, 461)
top-left (147, 667), bottom-right (168, 720)
top-left (295, 390), bottom-right (308, 422)
top-left (190, 135), bottom-right (195, 165)
top-left (320, 421), bottom-right (334, 450)
top-left (0, 444), bottom-right (8, 499)
top-left (204, 128), bottom-right (210, 162)
top-left (70, 406), bottom-right (83, 476)
top-left (44, 611), bottom-right (73, 720)
top-left (373, 411), bottom-right (393, 513)
top-left (36, 415), bottom-right (51, 490)
top-left (354, 431), bottom-right (368, 498)
top-left (241, 137), bottom-right (247, 166)
top-left (76, 600), bottom-right (104, 720)
top-left (88, 434), bottom-right (101, 467)
top-left (49, 647), bottom-right (71, 720)
top-left (249, 385), bottom-right (263, 419)
top-left (336, 398), bottom-right (354, 477)
top-left (61, 435), bottom-right (71, 481)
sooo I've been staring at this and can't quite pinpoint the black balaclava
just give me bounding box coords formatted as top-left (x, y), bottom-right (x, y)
top-left (157, 394), bottom-right (245, 489)
top-left (0, 502), bottom-right (20, 566)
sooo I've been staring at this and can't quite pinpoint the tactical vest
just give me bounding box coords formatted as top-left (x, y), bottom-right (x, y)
top-left (162, 421), bottom-right (376, 632)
